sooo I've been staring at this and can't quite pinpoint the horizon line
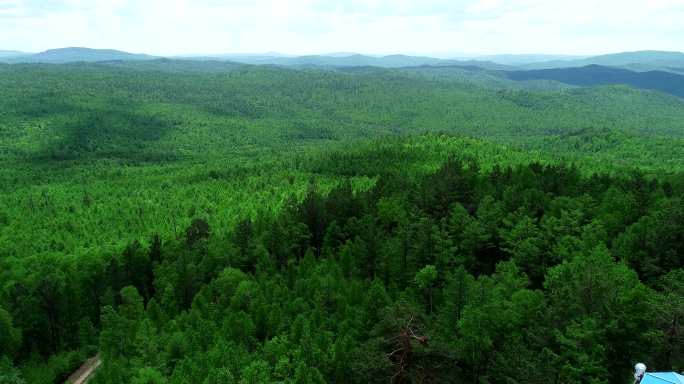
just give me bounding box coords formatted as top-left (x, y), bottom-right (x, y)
top-left (3, 46), bottom-right (684, 59)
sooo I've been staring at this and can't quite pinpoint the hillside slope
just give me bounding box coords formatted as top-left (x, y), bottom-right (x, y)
top-left (0, 50), bottom-right (30, 58)
top-left (1, 47), bottom-right (158, 63)
top-left (186, 53), bottom-right (511, 69)
top-left (523, 50), bottom-right (684, 71)
top-left (507, 65), bottom-right (684, 98)
top-left (1, 61), bottom-right (684, 163)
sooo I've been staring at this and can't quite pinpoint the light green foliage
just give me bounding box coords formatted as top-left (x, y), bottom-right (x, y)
top-left (131, 367), bottom-right (167, 384)
top-left (203, 368), bottom-right (235, 384)
top-left (0, 61), bottom-right (682, 383)
top-left (414, 265), bottom-right (437, 291)
top-left (0, 62), bottom-right (683, 260)
top-left (239, 360), bottom-right (271, 384)
top-left (0, 357), bottom-right (25, 384)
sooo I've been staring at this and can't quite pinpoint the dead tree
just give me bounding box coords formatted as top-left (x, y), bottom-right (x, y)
top-left (386, 315), bottom-right (429, 383)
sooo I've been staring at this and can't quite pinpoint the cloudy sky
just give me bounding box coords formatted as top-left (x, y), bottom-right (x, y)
top-left (1, 0), bottom-right (682, 56)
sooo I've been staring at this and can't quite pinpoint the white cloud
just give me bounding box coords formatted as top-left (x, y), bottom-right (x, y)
top-left (0, 0), bottom-right (682, 55)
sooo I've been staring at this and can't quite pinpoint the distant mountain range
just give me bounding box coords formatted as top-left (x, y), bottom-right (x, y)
top-left (521, 50), bottom-right (684, 72)
top-left (506, 64), bottom-right (684, 99)
top-left (182, 53), bottom-right (512, 70)
top-left (0, 47), bottom-right (157, 63)
top-left (0, 50), bottom-right (30, 58)
top-left (2, 47), bottom-right (683, 70)
top-left (478, 54), bottom-right (589, 65)
top-left (1, 47), bottom-right (683, 99)
top-left (0, 48), bottom-right (512, 69)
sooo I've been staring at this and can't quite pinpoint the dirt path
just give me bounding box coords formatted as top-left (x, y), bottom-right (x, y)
top-left (65, 354), bottom-right (101, 384)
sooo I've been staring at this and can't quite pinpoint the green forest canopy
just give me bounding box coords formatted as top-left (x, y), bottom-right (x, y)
top-left (0, 61), bottom-right (682, 383)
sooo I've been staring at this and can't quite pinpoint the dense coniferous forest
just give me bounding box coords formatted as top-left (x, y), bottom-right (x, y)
top-left (0, 59), bottom-right (682, 383)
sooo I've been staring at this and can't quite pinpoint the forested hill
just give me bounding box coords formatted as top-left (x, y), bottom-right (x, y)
top-left (519, 50), bottom-right (684, 71)
top-left (1, 61), bottom-right (683, 165)
top-left (206, 54), bottom-right (511, 69)
top-left (1, 141), bottom-right (682, 383)
top-left (3, 48), bottom-right (683, 70)
top-left (0, 59), bottom-right (682, 384)
top-left (506, 65), bottom-right (684, 99)
top-left (1, 47), bottom-right (158, 63)
top-left (0, 50), bottom-right (29, 58)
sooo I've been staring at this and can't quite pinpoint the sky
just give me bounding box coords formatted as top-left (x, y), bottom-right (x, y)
top-left (1, 0), bottom-right (683, 57)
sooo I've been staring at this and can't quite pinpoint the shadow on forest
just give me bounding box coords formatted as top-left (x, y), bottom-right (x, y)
top-left (14, 96), bottom-right (183, 164)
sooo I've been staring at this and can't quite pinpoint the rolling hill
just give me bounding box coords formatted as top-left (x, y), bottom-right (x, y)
top-left (0, 50), bottom-right (30, 58)
top-left (1, 60), bottom-right (683, 164)
top-left (1, 56), bottom-right (683, 384)
top-left (522, 50), bottom-right (684, 72)
top-left (163, 49), bottom-right (684, 71)
top-left (186, 53), bottom-right (510, 69)
top-left (506, 64), bottom-right (684, 98)
top-left (581, 50), bottom-right (684, 67)
top-left (2, 49), bottom-right (511, 69)
top-left (0, 47), bottom-right (158, 63)
top-left (478, 53), bottom-right (588, 65)
top-left (5, 48), bottom-right (684, 73)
